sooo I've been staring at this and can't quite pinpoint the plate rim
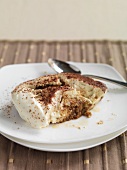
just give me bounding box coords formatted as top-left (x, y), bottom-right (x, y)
top-left (1, 127), bottom-right (127, 152)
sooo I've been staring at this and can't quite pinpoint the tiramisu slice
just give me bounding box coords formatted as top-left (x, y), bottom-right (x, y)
top-left (11, 73), bottom-right (107, 128)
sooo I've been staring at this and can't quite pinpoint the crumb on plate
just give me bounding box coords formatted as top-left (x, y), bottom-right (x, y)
top-left (97, 120), bottom-right (103, 125)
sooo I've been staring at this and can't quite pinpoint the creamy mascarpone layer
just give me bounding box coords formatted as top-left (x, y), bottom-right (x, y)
top-left (12, 91), bottom-right (50, 128)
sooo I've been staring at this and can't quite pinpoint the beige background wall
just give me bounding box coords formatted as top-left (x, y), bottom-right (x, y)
top-left (0, 0), bottom-right (127, 40)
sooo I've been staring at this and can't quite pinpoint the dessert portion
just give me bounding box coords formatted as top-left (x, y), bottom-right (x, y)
top-left (11, 73), bottom-right (107, 128)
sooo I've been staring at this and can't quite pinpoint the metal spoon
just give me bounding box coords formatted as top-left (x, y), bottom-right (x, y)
top-left (48, 58), bottom-right (127, 88)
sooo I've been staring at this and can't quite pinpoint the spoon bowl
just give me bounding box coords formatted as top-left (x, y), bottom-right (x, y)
top-left (48, 58), bottom-right (81, 74)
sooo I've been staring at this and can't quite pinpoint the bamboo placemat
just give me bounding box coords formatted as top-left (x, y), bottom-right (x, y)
top-left (0, 40), bottom-right (127, 170)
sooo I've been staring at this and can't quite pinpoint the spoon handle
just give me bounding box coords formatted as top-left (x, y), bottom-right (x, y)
top-left (83, 74), bottom-right (127, 88)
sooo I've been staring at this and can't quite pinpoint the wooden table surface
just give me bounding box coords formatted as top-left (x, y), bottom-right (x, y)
top-left (0, 40), bottom-right (127, 170)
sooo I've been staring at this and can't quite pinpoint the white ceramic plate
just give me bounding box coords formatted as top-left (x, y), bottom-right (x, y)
top-left (0, 63), bottom-right (127, 144)
top-left (2, 127), bottom-right (127, 152)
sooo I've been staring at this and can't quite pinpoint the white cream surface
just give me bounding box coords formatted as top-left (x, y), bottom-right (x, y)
top-left (12, 90), bottom-right (51, 128)
top-left (12, 89), bottom-right (67, 128)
